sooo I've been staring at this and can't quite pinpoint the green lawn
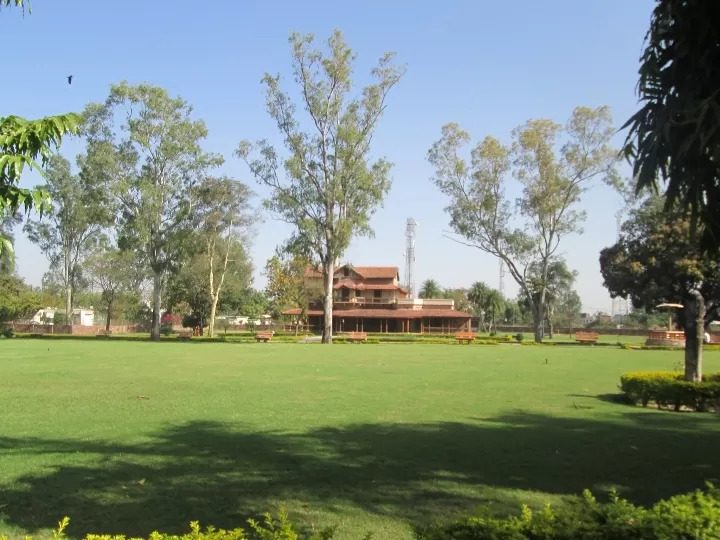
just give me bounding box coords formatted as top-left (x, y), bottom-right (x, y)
top-left (1, 341), bottom-right (719, 539)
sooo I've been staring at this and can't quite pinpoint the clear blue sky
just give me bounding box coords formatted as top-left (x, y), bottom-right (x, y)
top-left (2, 0), bottom-right (654, 313)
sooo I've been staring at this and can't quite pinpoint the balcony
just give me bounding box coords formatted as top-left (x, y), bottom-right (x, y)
top-left (334, 296), bottom-right (397, 309)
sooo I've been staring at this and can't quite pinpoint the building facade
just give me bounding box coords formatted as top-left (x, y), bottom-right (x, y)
top-left (281, 265), bottom-right (472, 334)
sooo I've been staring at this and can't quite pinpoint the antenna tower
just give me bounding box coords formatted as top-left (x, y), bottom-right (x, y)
top-left (404, 218), bottom-right (417, 299)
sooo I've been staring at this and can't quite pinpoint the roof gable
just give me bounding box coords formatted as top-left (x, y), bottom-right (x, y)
top-left (306, 265), bottom-right (400, 280)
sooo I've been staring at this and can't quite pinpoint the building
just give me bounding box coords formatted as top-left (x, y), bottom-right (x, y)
top-left (281, 265), bottom-right (472, 334)
top-left (33, 308), bottom-right (95, 327)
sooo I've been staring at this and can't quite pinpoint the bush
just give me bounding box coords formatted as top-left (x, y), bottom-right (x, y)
top-left (1, 326), bottom-right (14, 338)
top-left (11, 511), bottom-right (340, 540)
top-left (620, 371), bottom-right (720, 411)
top-left (515, 332), bottom-right (524, 342)
top-left (416, 485), bottom-right (720, 539)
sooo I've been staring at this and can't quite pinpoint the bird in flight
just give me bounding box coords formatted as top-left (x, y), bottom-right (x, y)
top-left (67, 75), bottom-right (73, 85)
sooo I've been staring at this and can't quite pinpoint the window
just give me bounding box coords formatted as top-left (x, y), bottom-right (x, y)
top-left (343, 267), bottom-right (350, 277)
top-left (355, 290), bottom-right (362, 297)
top-left (374, 290), bottom-right (382, 299)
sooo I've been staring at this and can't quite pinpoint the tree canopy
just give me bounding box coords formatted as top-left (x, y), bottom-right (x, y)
top-left (622, 0), bottom-right (720, 253)
top-left (429, 107), bottom-right (619, 342)
top-left (237, 30), bottom-right (405, 343)
top-left (600, 197), bottom-right (720, 327)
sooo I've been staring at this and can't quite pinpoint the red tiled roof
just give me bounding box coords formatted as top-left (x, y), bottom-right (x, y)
top-left (352, 266), bottom-right (399, 279)
top-left (280, 307), bottom-right (471, 319)
top-left (304, 265), bottom-right (399, 279)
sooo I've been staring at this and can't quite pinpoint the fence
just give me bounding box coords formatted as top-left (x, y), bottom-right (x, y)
top-left (8, 323), bottom-right (140, 335)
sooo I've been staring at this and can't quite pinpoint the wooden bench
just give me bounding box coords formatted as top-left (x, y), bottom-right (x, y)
top-left (347, 332), bottom-right (367, 342)
top-left (177, 330), bottom-right (193, 341)
top-left (255, 332), bottom-right (273, 343)
top-left (96, 329), bottom-right (112, 338)
top-left (455, 331), bottom-right (477, 344)
top-left (575, 331), bottom-right (599, 344)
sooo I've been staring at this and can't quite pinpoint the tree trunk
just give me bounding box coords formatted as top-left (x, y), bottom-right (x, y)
top-left (322, 260), bottom-right (335, 344)
top-left (532, 301), bottom-right (544, 343)
top-left (684, 290), bottom-right (704, 382)
top-left (65, 285), bottom-right (72, 326)
top-left (546, 313), bottom-right (554, 340)
top-left (105, 300), bottom-right (112, 332)
top-left (150, 270), bottom-right (162, 341)
top-left (208, 294), bottom-right (218, 338)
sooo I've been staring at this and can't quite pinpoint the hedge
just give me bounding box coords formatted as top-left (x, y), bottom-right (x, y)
top-left (620, 371), bottom-right (720, 412)
top-left (416, 484), bottom-right (720, 539)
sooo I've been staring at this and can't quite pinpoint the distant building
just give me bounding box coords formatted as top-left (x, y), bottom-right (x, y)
top-left (33, 308), bottom-right (95, 327)
top-left (281, 264), bottom-right (472, 333)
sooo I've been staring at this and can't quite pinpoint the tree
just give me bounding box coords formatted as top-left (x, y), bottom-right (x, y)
top-left (194, 176), bottom-right (256, 337)
top-left (523, 259), bottom-right (578, 338)
top-left (442, 288), bottom-right (473, 314)
top-left (237, 31), bottom-right (405, 343)
top-left (419, 279), bottom-right (442, 299)
top-left (0, 274), bottom-right (41, 325)
top-left (0, 209), bottom-right (21, 274)
top-left (84, 248), bottom-right (142, 331)
top-left (1, 2), bottom-right (80, 261)
top-left (622, 0), bottom-right (720, 253)
top-left (165, 240), bottom-right (253, 331)
top-left (467, 282), bottom-right (491, 331)
top-left (265, 254), bottom-right (319, 333)
top-left (24, 155), bottom-right (109, 321)
top-left (429, 107), bottom-right (620, 342)
top-left (599, 197), bottom-right (720, 381)
top-left (554, 289), bottom-right (583, 333)
top-left (482, 288), bottom-right (505, 333)
top-left (85, 82), bottom-right (222, 340)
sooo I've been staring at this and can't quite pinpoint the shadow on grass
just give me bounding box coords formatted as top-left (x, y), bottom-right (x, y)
top-left (0, 412), bottom-right (719, 536)
top-left (568, 393), bottom-right (634, 405)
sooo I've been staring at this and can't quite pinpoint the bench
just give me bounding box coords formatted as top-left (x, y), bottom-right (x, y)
top-left (177, 330), bottom-right (193, 341)
top-left (96, 329), bottom-right (112, 338)
top-left (455, 331), bottom-right (477, 344)
top-left (347, 332), bottom-right (367, 343)
top-left (255, 332), bottom-right (273, 343)
top-left (575, 331), bottom-right (599, 344)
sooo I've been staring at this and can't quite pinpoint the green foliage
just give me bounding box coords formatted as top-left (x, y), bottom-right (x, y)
top-left (600, 196), bottom-right (720, 327)
top-left (0, 113), bottom-right (81, 259)
top-left (622, 0), bottom-right (720, 253)
top-left (0, 274), bottom-right (41, 324)
top-left (84, 81), bottom-right (223, 340)
top-left (1, 512), bottom-right (339, 540)
top-left (620, 371), bottom-right (720, 411)
top-left (53, 311), bottom-right (67, 325)
top-left (417, 485), bottom-right (720, 539)
top-left (515, 332), bottom-right (524, 342)
top-left (429, 108), bottom-right (620, 342)
top-left (1, 326), bottom-right (14, 338)
top-left (24, 155), bottom-right (111, 317)
top-left (419, 279), bottom-right (442, 299)
top-left (237, 30), bottom-right (405, 343)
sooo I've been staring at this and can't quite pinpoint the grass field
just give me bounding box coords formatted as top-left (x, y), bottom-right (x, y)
top-left (1, 341), bottom-right (719, 539)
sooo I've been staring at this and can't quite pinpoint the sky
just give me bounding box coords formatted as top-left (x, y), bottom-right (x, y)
top-left (1, 0), bottom-right (655, 313)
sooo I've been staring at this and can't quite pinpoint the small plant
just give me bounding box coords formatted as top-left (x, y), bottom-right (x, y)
top-left (515, 332), bottom-right (524, 342)
top-left (1, 326), bottom-right (14, 339)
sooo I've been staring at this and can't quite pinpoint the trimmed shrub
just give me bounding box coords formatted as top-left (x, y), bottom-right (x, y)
top-left (620, 371), bottom-right (720, 411)
top-left (515, 333), bottom-right (524, 342)
top-left (1, 326), bottom-right (14, 338)
top-left (416, 485), bottom-right (720, 539)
